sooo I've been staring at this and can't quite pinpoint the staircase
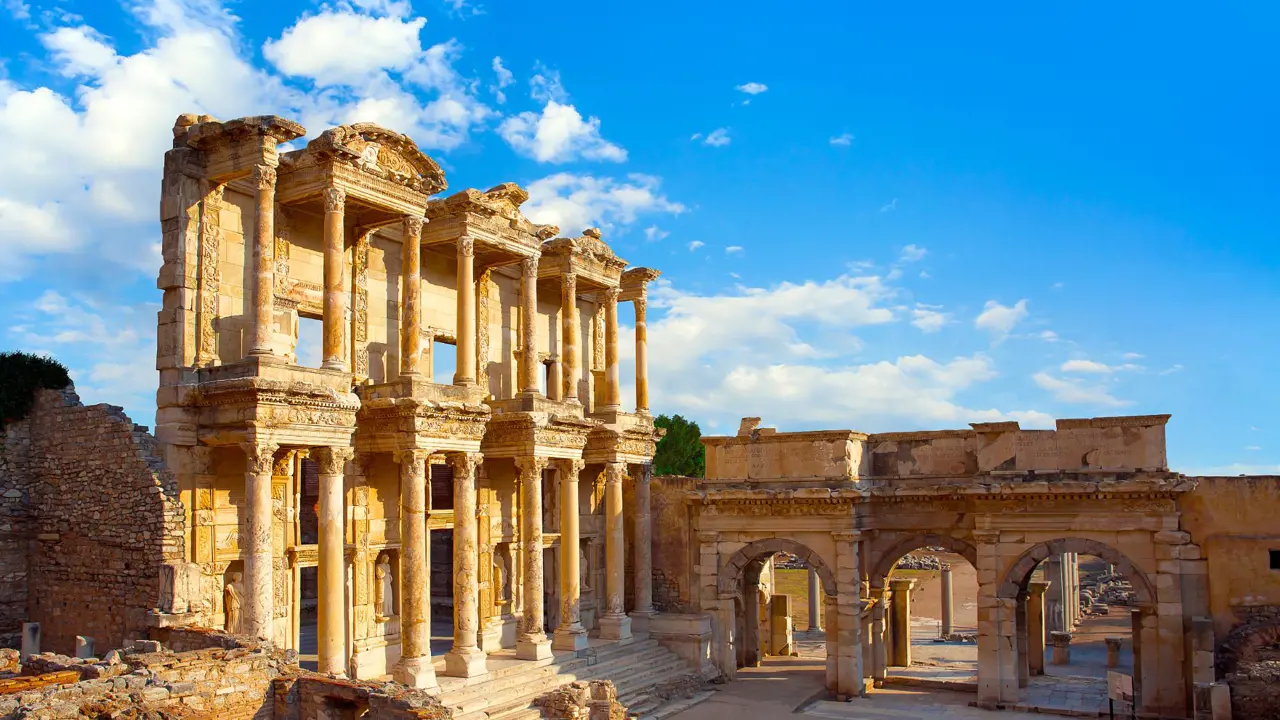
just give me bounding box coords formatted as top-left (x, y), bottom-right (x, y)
top-left (436, 633), bottom-right (711, 720)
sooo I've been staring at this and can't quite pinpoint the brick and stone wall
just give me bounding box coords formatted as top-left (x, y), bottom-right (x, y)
top-left (651, 476), bottom-right (697, 613)
top-left (0, 387), bottom-right (185, 654)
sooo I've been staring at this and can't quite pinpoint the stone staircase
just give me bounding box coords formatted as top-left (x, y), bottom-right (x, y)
top-left (436, 633), bottom-right (710, 720)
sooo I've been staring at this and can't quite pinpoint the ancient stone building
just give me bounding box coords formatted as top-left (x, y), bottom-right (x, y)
top-left (151, 113), bottom-right (663, 688)
top-left (652, 415), bottom-right (1280, 718)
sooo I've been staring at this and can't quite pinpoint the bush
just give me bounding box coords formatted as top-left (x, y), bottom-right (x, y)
top-left (654, 414), bottom-right (705, 477)
top-left (0, 351), bottom-right (71, 424)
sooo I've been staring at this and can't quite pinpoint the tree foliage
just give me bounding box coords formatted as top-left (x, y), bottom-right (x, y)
top-left (653, 414), bottom-right (705, 477)
top-left (0, 352), bottom-right (71, 425)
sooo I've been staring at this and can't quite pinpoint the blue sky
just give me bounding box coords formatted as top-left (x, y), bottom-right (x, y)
top-left (0, 0), bottom-right (1276, 475)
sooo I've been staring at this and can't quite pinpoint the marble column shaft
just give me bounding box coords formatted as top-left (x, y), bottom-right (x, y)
top-left (248, 165), bottom-right (277, 357)
top-left (455, 236), bottom-right (477, 385)
top-left (941, 565), bottom-right (954, 637)
top-left (241, 441), bottom-right (278, 640)
top-left (553, 459), bottom-right (588, 651)
top-left (313, 446), bottom-right (352, 676)
top-left (599, 462), bottom-right (631, 640)
top-left (399, 216), bottom-right (423, 376)
top-left (631, 464), bottom-right (655, 620)
top-left (445, 452), bottom-right (486, 676)
top-left (321, 187), bottom-right (347, 370)
top-left (561, 273), bottom-right (579, 402)
top-left (634, 296), bottom-right (649, 413)
top-left (808, 567), bottom-right (823, 631)
top-left (519, 255), bottom-right (540, 394)
top-left (394, 450), bottom-right (437, 689)
top-left (515, 456), bottom-right (552, 659)
top-left (603, 288), bottom-right (621, 409)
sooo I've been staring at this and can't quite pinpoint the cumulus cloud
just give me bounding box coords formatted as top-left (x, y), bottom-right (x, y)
top-left (725, 246), bottom-right (744, 255)
top-left (263, 10), bottom-right (426, 86)
top-left (522, 173), bottom-right (685, 231)
top-left (702, 128), bottom-right (731, 147)
top-left (975, 299), bottom-right (1029, 338)
top-left (1032, 372), bottom-right (1129, 407)
top-left (911, 305), bottom-right (947, 333)
top-left (829, 133), bottom-right (853, 146)
top-left (688, 241), bottom-right (705, 252)
top-left (899, 244), bottom-right (927, 262)
top-left (736, 82), bottom-right (768, 95)
top-left (498, 68), bottom-right (626, 163)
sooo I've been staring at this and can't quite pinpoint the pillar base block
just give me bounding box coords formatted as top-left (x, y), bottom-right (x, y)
top-left (516, 634), bottom-right (553, 660)
top-left (628, 609), bottom-right (656, 634)
top-left (392, 656), bottom-right (438, 690)
top-left (598, 614), bottom-right (632, 641)
top-left (552, 627), bottom-right (590, 652)
top-left (444, 647), bottom-right (488, 678)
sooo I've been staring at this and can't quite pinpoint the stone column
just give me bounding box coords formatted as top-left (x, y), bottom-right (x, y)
top-left (547, 358), bottom-right (563, 401)
top-left (399, 216), bottom-right (423, 376)
top-left (393, 450), bottom-right (437, 689)
top-left (553, 459), bottom-right (588, 651)
top-left (808, 567), bottom-right (823, 631)
top-left (602, 287), bottom-right (621, 410)
top-left (241, 441), bottom-right (278, 640)
top-left (515, 456), bottom-right (552, 659)
top-left (313, 446), bottom-right (352, 676)
top-left (1043, 555), bottom-right (1064, 633)
top-left (889, 578), bottom-right (914, 667)
top-left (599, 462), bottom-right (631, 640)
top-left (455, 235), bottom-right (477, 386)
top-left (321, 187), bottom-right (348, 371)
top-left (870, 586), bottom-right (888, 682)
top-left (1106, 636), bottom-right (1123, 668)
top-left (1050, 631), bottom-right (1071, 664)
top-left (940, 564), bottom-right (954, 637)
top-left (561, 273), bottom-right (580, 403)
top-left (445, 452), bottom-right (486, 676)
top-left (1027, 580), bottom-right (1048, 676)
top-left (248, 165), bottom-right (277, 357)
top-left (519, 255), bottom-right (541, 395)
top-left (633, 296), bottom-right (649, 414)
top-left (630, 463), bottom-right (655, 631)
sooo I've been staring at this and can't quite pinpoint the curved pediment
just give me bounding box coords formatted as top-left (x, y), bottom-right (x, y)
top-left (306, 123), bottom-right (447, 196)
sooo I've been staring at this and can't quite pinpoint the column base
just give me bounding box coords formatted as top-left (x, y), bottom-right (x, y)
top-left (444, 646), bottom-right (488, 678)
top-left (516, 634), bottom-right (553, 660)
top-left (628, 609), bottom-right (657, 634)
top-left (552, 626), bottom-right (590, 652)
top-left (598, 614), bottom-right (632, 641)
top-left (321, 360), bottom-right (348, 372)
top-left (392, 655), bottom-right (438, 690)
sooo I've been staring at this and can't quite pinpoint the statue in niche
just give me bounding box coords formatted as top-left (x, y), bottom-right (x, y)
top-left (493, 553), bottom-right (509, 607)
top-left (223, 572), bottom-right (244, 634)
top-left (580, 548), bottom-right (591, 592)
top-left (374, 555), bottom-right (395, 621)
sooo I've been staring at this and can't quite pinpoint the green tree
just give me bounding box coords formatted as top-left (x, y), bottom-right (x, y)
top-left (653, 414), bottom-right (705, 477)
top-left (0, 351), bottom-right (71, 424)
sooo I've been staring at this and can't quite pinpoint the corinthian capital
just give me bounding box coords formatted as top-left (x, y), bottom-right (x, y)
top-left (252, 164), bottom-right (277, 190)
top-left (323, 187), bottom-right (346, 213)
top-left (448, 451), bottom-right (483, 479)
top-left (241, 441), bottom-right (280, 476)
top-left (521, 254), bottom-right (540, 277)
top-left (604, 287), bottom-right (621, 304)
top-left (403, 215), bottom-right (424, 237)
top-left (514, 456), bottom-right (549, 483)
top-left (634, 296), bottom-right (647, 318)
top-left (458, 235), bottom-right (475, 257)
top-left (562, 272), bottom-right (577, 295)
top-left (312, 446), bottom-right (354, 476)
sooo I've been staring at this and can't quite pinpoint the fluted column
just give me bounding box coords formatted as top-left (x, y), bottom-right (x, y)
top-left (313, 446), bottom-right (352, 676)
top-left (455, 235), bottom-right (477, 385)
top-left (630, 463), bottom-right (655, 631)
top-left (321, 187), bottom-right (348, 371)
top-left (248, 165), bottom-right (277, 357)
top-left (444, 452), bottom-right (485, 676)
top-left (553, 459), bottom-right (588, 651)
top-left (599, 462), bottom-right (631, 640)
top-left (561, 273), bottom-right (579, 403)
top-left (519, 255), bottom-right (541, 395)
top-left (515, 456), bottom-right (552, 660)
top-left (400, 216), bottom-right (423, 376)
top-left (240, 441), bottom-right (278, 640)
top-left (393, 450), bottom-right (437, 689)
top-left (603, 287), bottom-right (621, 410)
top-left (633, 296), bottom-right (649, 414)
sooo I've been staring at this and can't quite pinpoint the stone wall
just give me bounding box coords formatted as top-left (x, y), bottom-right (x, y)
top-left (0, 388), bottom-right (186, 654)
top-left (651, 476), bottom-right (697, 613)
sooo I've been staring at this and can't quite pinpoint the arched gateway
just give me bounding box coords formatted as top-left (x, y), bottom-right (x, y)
top-left (685, 416), bottom-right (1201, 718)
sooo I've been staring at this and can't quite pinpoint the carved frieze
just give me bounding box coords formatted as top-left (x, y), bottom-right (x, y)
top-left (352, 231), bottom-right (371, 377)
top-left (195, 184), bottom-right (223, 367)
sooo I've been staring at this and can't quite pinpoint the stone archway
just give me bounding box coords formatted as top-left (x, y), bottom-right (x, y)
top-left (869, 532), bottom-right (979, 583)
top-left (997, 537), bottom-right (1155, 604)
top-left (718, 537), bottom-right (838, 597)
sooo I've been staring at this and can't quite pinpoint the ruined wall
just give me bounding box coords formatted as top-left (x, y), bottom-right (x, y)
top-left (651, 476), bottom-right (697, 613)
top-left (0, 420), bottom-right (31, 638)
top-left (18, 388), bottom-right (185, 654)
top-left (1179, 475), bottom-right (1280, 640)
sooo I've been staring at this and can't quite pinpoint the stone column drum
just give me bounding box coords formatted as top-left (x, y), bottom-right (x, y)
top-left (1027, 580), bottom-right (1049, 676)
top-left (602, 287), bottom-right (621, 410)
top-left (399, 216), bottom-right (423, 376)
top-left (889, 578), bottom-right (915, 667)
top-left (1050, 631), bottom-right (1072, 665)
top-left (393, 450), bottom-right (437, 689)
top-left (313, 446), bottom-right (352, 676)
top-left (553, 459), bottom-right (589, 651)
top-left (241, 441), bottom-right (278, 640)
top-left (446, 452), bottom-right (486, 677)
top-left (598, 462), bottom-right (631, 640)
top-left (940, 564), bottom-right (954, 637)
top-left (561, 273), bottom-right (580, 403)
top-left (455, 235), bottom-right (477, 385)
top-left (1106, 636), bottom-right (1123, 668)
top-left (519, 256), bottom-right (540, 395)
top-left (516, 456), bottom-right (552, 659)
top-left (247, 164), bottom-right (277, 357)
top-left (321, 187), bottom-right (347, 370)
top-left (808, 567), bottom-right (823, 631)
top-left (630, 463), bottom-right (656, 631)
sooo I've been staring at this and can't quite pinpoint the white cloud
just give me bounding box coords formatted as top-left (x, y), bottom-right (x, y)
top-left (1032, 372), bottom-right (1130, 407)
top-left (644, 225), bottom-right (669, 242)
top-left (499, 100), bottom-right (627, 163)
top-left (975, 299), bottom-right (1029, 338)
top-left (529, 66), bottom-right (568, 104)
top-left (880, 198), bottom-right (898, 212)
top-left (5, 0), bottom-right (31, 20)
top-left (688, 241), bottom-right (705, 252)
top-left (1122, 352), bottom-right (1144, 360)
top-left (911, 305), bottom-right (947, 333)
top-left (522, 173), bottom-right (685, 231)
top-left (443, 0), bottom-right (485, 17)
top-left (1158, 364), bottom-right (1185, 375)
top-left (491, 56), bottom-right (513, 102)
top-left (1038, 330), bottom-right (1061, 342)
top-left (263, 10), bottom-right (426, 86)
top-left (1245, 445), bottom-right (1262, 452)
top-left (725, 246), bottom-right (744, 255)
top-left (1061, 359), bottom-right (1143, 374)
top-left (830, 133), bottom-right (854, 146)
top-left (736, 82), bottom-right (768, 95)
top-left (899, 244), bottom-right (927, 262)
top-left (702, 128), bottom-right (731, 147)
